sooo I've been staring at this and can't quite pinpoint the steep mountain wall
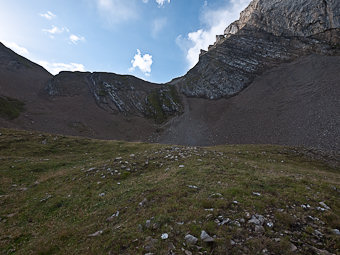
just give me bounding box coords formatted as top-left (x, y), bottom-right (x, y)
top-left (178, 0), bottom-right (340, 99)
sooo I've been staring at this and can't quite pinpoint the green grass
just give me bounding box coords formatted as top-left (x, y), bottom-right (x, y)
top-left (0, 97), bottom-right (25, 120)
top-left (0, 128), bottom-right (339, 254)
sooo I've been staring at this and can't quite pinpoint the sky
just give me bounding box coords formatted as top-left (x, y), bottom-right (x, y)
top-left (0, 0), bottom-right (251, 83)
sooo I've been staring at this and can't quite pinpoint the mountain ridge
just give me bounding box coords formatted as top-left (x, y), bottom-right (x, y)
top-left (0, 0), bottom-right (339, 150)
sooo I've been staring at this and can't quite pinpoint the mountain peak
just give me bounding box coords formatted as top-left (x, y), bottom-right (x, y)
top-left (226, 0), bottom-right (340, 38)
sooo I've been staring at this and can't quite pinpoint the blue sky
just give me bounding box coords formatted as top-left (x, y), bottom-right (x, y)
top-left (0, 0), bottom-right (250, 83)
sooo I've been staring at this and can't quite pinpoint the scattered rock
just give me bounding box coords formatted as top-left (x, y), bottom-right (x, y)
top-left (248, 214), bottom-right (265, 226)
top-left (41, 139), bottom-right (47, 145)
top-left (266, 221), bottom-right (274, 228)
top-left (139, 198), bottom-right (148, 206)
top-left (106, 211), bottom-right (119, 222)
top-left (185, 234), bottom-right (198, 245)
top-left (184, 250), bottom-right (192, 255)
top-left (188, 185), bottom-right (198, 189)
top-left (179, 165), bottom-right (185, 168)
top-left (161, 233), bottom-right (168, 240)
top-left (314, 230), bottom-right (323, 238)
top-left (301, 204), bottom-right (311, 209)
top-left (204, 208), bottom-right (214, 212)
top-left (255, 225), bottom-right (265, 233)
top-left (144, 236), bottom-right (158, 252)
top-left (200, 230), bottom-right (214, 242)
top-left (290, 243), bottom-right (297, 252)
top-left (88, 230), bottom-right (103, 237)
top-left (309, 246), bottom-right (334, 255)
top-left (99, 193), bottom-right (105, 197)
top-left (40, 194), bottom-right (52, 202)
top-left (319, 202), bottom-right (331, 210)
top-left (145, 220), bottom-right (151, 228)
top-left (332, 229), bottom-right (340, 235)
top-left (168, 242), bottom-right (176, 250)
top-left (252, 192), bottom-right (261, 196)
top-left (316, 207), bottom-right (326, 212)
top-left (86, 167), bottom-right (96, 172)
top-left (210, 193), bottom-right (222, 198)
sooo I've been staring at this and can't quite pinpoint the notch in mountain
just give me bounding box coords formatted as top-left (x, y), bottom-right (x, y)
top-left (0, 0), bottom-right (339, 150)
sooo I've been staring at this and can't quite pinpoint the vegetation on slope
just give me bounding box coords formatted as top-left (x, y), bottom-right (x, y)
top-left (0, 129), bottom-right (339, 255)
top-left (146, 86), bottom-right (182, 124)
top-left (0, 97), bottom-right (24, 120)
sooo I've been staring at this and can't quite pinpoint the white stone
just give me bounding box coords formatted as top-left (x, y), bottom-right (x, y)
top-left (161, 233), bottom-right (168, 240)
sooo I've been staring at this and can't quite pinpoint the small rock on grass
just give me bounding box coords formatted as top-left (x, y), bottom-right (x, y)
top-left (248, 214), bottom-right (265, 226)
top-left (106, 211), bottom-right (119, 222)
top-left (88, 230), bottom-right (103, 237)
top-left (290, 243), bottom-right (297, 252)
top-left (139, 198), bottom-right (148, 206)
top-left (200, 230), bottom-right (214, 242)
top-left (161, 233), bottom-right (168, 240)
top-left (145, 220), bottom-right (151, 228)
top-left (185, 234), bottom-right (198, 245)
top-left (255, 225), bottom-right (265, 233)
top-left (319, 202), bottom-right (331, 210)
top-left (332, 229), bottom-right (340, 235)
top-left (188, 185), bottom-right (198, 189)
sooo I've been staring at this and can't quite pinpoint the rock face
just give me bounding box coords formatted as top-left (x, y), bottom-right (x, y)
top-left (233, 0), bottom-right (340, 38)
top-left (46, 72), bottom-right (182, 123)
top-left (178, 0), bottom-right (340, 99)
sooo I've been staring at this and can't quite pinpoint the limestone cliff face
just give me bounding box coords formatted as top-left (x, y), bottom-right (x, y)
top-left (178, 0), bottom-right (340, 99)
top-left (46, 72), bottom-right (182, 124)
top-left (233, 0), bottom-right (340, 38)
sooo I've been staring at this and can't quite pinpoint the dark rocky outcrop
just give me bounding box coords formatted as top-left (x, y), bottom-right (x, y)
top-left (46, 71), bottom-right (182, 123)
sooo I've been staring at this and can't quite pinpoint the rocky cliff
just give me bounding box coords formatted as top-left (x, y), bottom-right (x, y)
top-left (178, 0), bottom-right (340, 99)
top-left (46, 72), bottom-right (182, 124)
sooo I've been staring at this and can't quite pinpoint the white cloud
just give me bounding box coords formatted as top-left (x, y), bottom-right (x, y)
top-left (177, 0), bottom-right (251, 68)
top-left (69, 34), bottom-right (85, 44)
top-left (129, 49), bottom-right (153, 76)
top-left (2, 41), bottom-right (30, 58)
top-left (95, 0), bottom-right (138, 25)
top-left (156, 0), bottom-right (170, 6)
top-left (142, 0), bottom-right (170, 5)
top-left (40, 11), bottom-right (56, 20)
top-left (38, 61), bottom-right (86, 75)
top-left (43, 25), bottom-right (68, 36)
top-left (151, 17), bottom-right (167, 38)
